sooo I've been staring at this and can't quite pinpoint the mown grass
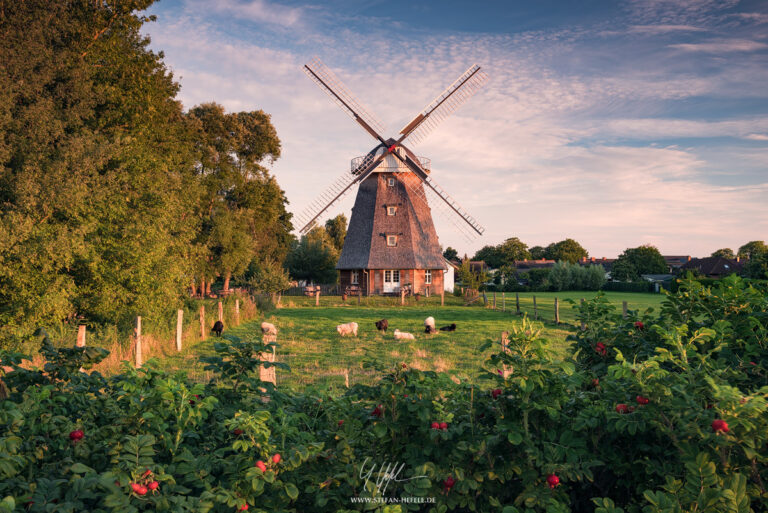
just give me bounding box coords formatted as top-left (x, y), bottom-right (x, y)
top-left (160, 291), bottom-right (664, 392)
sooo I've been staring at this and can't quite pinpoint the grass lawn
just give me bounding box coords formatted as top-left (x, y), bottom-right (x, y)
top-left (160, 291), bottom-right (665, 392)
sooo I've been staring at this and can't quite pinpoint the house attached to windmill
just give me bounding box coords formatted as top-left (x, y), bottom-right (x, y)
top-left (295, 58), bottom-right (488, 296)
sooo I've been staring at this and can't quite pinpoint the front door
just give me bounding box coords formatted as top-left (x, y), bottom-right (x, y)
top-left (383, 270), bottom-right (400, 293)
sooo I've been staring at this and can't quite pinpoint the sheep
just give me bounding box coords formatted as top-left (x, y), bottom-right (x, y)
top-left (336, 322), bottom-right (359, 337)
top-left (212, 320), bottom-right (224, 337)
top-left (261, 322), bottom-right (277, 335)
top-left (424, 316), bottom-right (436, 334)
top-left (439, 323), bottom-right (457, 332)
top-left (393, 329), bottom-right (415, 341)
top-left (375, 319), bottom-right (389, 332)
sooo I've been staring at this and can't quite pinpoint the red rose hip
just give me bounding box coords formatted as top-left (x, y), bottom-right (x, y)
top-left (491, 388), bottom-right (502, 399)
top-left (255, 460), bottom-right (267, 472)
top-left (615, 404), bottom-right (629, 414)
top-left (69, 430), bottom-right (84, 441)
top-left (634, 321), bottom-right (644, 329)
top-left (272, 454), bottom-right (281, 464)
top-left (431, 421), bottom-right (439, 430)
top-left (148, 481), bottom-right (159, 491)
top-left (439, 422), bottom-right (448, 431)
top-left (636, 395), bottom-right (649, 405)
top-left (546, 474), bottom-right (560, 489)
top-left (712, 419), bottom-right (729, 433)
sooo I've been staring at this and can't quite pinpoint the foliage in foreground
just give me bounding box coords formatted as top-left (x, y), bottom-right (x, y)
top-left (0, 276), bottom-right (766, 512)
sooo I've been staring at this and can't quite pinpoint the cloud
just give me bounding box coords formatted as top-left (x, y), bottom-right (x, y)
top-left (142, 0), bottom-right (768, 257)
top-left (670, 39), bottom-right (768, 52)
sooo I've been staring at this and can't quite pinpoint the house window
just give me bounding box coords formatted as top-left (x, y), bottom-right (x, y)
top-left (425, 269), bottom-right (432, 284)
top-left (351, 270), bottom-right (359, 284)
top-left (387, 177), bottom-right (395, 187)
top-left (387, 235), bottom-right (398, 247)
top-left (385, 270), bottom-right (400, 282)
top-left (387, 206), bottom-right (397, 216)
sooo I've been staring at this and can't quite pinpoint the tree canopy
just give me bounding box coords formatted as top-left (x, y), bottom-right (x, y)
top-left (324, 214), bottom-right (348, 253)
top-left (711, 248), bottom-right (735, 259)
top-left (611, 245), bottom-right (667, 281)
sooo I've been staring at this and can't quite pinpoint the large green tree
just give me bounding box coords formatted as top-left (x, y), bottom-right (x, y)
top-left (498, 237), bottom-right (531, 264)
top-left (187, 103), bottom-right (289, 293)
top-left (612, 245), bottom-right (667, 281)
top-left (285, 226), bottom-right (339, 284)
top-left (0, 0), bottom-right (200, 338)
top-left (324, 214), bottom-right (347, 253)
top-left (737, 241), bottom-right (767, 260)
top-left (443, 247), bottom-right (459, 261)
top-left (545, 239), bottom-right (589, 264)
top-left (711, 248), bottom-right (735, 259)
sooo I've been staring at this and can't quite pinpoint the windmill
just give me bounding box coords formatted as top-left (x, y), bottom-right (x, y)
top-left (295, 58), bottom-right (488, 295)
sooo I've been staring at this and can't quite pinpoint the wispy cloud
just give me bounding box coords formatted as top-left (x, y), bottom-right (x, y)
top-left (195, 0), bottom-right (304, 28)
top-left (670, 39), bottom-right (768, 52)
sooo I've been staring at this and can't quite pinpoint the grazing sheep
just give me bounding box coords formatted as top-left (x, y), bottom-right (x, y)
top-left (336, 322), bottom-right (359, 337)
top-left (212, 320), bottom-right (224, 337)
top-left (261, 322), bottom-right (277, 335)
top-left (393, 329), bottom-right (415, 341)
top-left (375, 319), bottom-right (389, 332)
top-left (424, 316), bottom-right (436, 334)
top-left (439, 323), bottom-right (457, 332)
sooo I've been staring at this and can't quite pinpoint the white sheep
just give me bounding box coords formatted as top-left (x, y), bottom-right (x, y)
top-left (393, 329), bottom-right (415, 341)
top-left (336, 322), bottom-right (359, 337)
top-left (261, 322), bottom-right (277, 335)
top-left (424, 316), bottom-right (436, 334)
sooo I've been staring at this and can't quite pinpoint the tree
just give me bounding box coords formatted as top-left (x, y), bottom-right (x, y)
top-left (457, 258), bottom-right (489, 291)
top-left (187, 103), bottom-right (288, 293)
top-left (443, 247), bottom-right (459, 261)
top-left (612, 245), bottom-right (666, 281)
top-left (737, 241), bottom-right (767, 260)
top-left (324, 214), bottom-right (348, 253)
top-left (248, 258), bottom-right (292, 302)
top-left (546, 239), bottom-right (588, 264)
top-left (529, 246), bottom-right (547, 260)
top-left (711, 248), bottom-right (735, 259)
top-left (0, 0), bottom-right (202, 338)
top-left (498, 237), bottom-right (531, 264)
top-left (284, 226), bottom-right (339, 284)
top-left (473, 245), bottom-right (505, 269)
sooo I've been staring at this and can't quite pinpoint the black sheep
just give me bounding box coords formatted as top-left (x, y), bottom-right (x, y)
top-left (212, 320), bottom-right (224, 336)
top-left (439, 323), bottom-right (456, 332)
top-left (375, 319), bottom-right (388, 332)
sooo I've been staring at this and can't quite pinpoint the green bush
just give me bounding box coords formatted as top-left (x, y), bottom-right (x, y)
top-left (601, 281), bottom-right (656, 293)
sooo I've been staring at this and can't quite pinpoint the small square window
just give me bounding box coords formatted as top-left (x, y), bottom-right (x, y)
top-left (387, 206), bottom-right (397, 216)
top-left (387, 235), bottom-right (397, 247)
top-left (425, 269), bottom-right (432, 284)
top-left (387, 177), bottom-right (395, 187)
top-left (351, 270), bottom-right (359, 284)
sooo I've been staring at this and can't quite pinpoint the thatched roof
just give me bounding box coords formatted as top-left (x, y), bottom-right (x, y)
top-left (337, 170), bottom-right (445, 270)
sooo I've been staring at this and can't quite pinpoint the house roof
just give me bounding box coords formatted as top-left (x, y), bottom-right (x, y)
top-left (337, 171), bottom-right (445, 270)
top-left (514, 259), bottom-right (556, 270)
top-left (680, 256), bottom-right (743, 276)
top-left (663, 255), bottom-right (692, 267)
top-left (577, 257), bottom-right (615, 271)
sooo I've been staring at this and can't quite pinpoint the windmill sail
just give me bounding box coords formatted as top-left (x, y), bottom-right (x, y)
top-left (398, 64), bottom-right (489, 146)
top-left (304, 57), bottom-right (386, 143)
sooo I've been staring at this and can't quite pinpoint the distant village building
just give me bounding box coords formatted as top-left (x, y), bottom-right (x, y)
top-left (679, 256), bottom-right (743, 278)
top-left (514, 259), bottom-right (556, 270)
top-left (443, 258), bottom-right (458, 293)
top-left (663, 255), bottom-right (692, 273)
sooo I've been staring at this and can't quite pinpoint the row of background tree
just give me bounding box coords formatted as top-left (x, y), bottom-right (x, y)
top-left (1, 2), bottom-right (294, 346)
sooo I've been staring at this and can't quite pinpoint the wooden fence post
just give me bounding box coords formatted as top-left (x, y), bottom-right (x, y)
top-left (315, 289), bottom-right (320, 306)
top-left (344, 368), bottom-right (350, 388)
top-left (199, 305), bottom-right (205, 339)
top-left (516, 292), bottom-right (520, 314)
top-left (134, 316), bottom-right (142, 368)
top-left (622, 301), bottom-right (628, 320)
top-left (501, 331), bottom-right (510, 378)
top-left (441, 289), bottom-right (445, 306)
top-left (76, 325), bottom-right (86, 348)
top-left (493, 291), bottom-right (496, 310)
top-left (235, 299), bottom-right (240, 325)
top-left (533, 295), bottom-right (538, 320)
top-left (358, 288), bottom-right (362, 306)
top-left (260, 333), bottom-right (277, 385)
top-left (502, 292), bottom-right (506, 312)
top-left (580, 298), bottom-right (586, 331)
top-left (400, 288), bottom-right (405, 306)
top-left (218, 301), bottom-right (223, 322)
top-left (176, 309), bottom-right (183, 351)
top-left (554, 297), bottom-right (560, 324)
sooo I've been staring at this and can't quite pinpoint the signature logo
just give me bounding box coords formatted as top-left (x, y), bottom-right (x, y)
top-left (359, 458), bottom-right (428, 496)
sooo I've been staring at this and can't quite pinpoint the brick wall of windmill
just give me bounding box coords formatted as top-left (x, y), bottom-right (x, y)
top-left (340, 269), bottom-right (444, 295)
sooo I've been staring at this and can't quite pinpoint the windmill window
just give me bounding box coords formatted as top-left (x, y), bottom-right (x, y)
top-left (425, 269), bottom-right (432, 284)
top-left (387, 177), bottom-right (395, 187)
top-left (351, 270), bottom-right (359, 284)
top-left (387, 206), bottom-right (397, 216)
top-left (387, 235), bottom-right (398, 247)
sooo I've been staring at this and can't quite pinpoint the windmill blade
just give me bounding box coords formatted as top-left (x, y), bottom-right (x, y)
top-left (395, 151), bottom-right (485, 239)
top-left (295, 149), bottom-right (388, 234)
top-left (304, 57), bottom-right (387, 143)
top-left (398, 64), bottom-right (489, 146)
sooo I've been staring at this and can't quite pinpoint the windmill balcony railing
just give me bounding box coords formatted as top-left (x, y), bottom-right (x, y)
top-left (350, 155), bottom-right (430, 174)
